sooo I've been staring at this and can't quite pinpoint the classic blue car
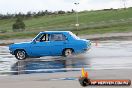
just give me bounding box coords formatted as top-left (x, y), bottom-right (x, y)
top-left (9, 31), bottom-right (91, 60)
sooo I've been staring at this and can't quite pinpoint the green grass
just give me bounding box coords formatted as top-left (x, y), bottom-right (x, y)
top-left (1, 8), bottom-right (132, 39)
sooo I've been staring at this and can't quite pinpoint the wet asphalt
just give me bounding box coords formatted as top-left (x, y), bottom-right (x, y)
top-left (0, 40), bottom-right (132, 76)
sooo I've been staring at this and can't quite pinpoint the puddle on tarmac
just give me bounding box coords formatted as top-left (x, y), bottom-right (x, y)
top-left (0, 40), bottom-right (132, 76)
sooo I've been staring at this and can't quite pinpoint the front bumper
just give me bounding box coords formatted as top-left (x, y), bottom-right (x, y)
top-left (85, 48), bottom-right (90, 51)
top-left (83, 47), bottom-right (91, 52)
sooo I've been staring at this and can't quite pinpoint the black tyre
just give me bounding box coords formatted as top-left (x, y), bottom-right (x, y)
top-left (63, 49), bottom-right (73, 57)
top-left (15, 50), bottom-right (27, 60)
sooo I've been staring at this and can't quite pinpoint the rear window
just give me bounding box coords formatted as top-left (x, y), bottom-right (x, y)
top-left (50, 33), bottom-right (66, 41)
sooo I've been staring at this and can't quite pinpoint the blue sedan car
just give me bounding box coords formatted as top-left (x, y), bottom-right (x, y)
top-left (9, 31), bottom-right (91, 60)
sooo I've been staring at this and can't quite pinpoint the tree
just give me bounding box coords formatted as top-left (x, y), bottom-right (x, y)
top-left (58, 10), bottom-right (65, 14)
top-left (12, 17), bottom-right (25, 32)
top-left (71, 9), bottom-right (75, 13)
top-left (26, 11), bottom-right (32, 18)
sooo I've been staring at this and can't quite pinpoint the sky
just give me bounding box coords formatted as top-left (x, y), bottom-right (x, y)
top-left (0, 0), bottom-right (132, 14)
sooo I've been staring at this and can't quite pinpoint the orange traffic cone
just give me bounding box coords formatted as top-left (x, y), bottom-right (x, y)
top-left (81, 68), bottom-right (88, 78)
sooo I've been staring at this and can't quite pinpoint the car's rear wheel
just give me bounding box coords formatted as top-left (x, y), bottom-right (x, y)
top-left (63, 49), bottom-right (73, 57)
top-left (15, 50), bottom-right (27, 60)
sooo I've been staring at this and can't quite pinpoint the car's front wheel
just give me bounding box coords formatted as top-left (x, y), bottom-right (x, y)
top-left (63, 49), bottom-right (73, 57)
top-left (15, 50), bottom-right (27, 60)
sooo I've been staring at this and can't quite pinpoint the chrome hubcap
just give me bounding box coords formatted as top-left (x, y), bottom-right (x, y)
top-left (17, 51), bottom-right (25, 60)
top-left (65, 49), bottom-right (72, 56)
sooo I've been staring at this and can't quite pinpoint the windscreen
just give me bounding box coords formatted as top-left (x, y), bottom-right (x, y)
top-left (69, 32), bottom-right (80, 40)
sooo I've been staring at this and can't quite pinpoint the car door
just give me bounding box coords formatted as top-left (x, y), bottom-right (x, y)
top-left (30, 33), bottom-right (51, 56)
top-left (49, 33), bottom-right (67, 55)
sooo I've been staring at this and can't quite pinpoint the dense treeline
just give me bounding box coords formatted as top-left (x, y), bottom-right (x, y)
top-left (0, 9), bottom-right (75, 19)
top-left (0, 7), bottom-right (128, 20)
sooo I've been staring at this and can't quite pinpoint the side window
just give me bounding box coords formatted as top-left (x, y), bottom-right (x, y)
top-left (36, 34), bottom-right (49, 42)
top-left (50, 34), bottom-right (66, 41)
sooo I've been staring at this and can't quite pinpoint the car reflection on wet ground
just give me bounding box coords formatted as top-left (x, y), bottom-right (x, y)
top-left (0, 40), bottom-right (132, 76)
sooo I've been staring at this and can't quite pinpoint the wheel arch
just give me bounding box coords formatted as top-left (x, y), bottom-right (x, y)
top-left (14, 49), bottom-right (28, 56)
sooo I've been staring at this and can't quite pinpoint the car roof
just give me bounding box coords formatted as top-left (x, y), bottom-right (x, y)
top-left (40, 31), bottom-right (71, 34)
